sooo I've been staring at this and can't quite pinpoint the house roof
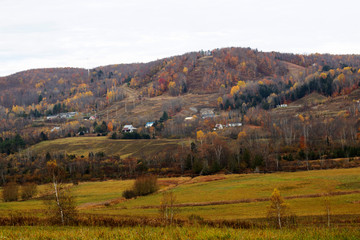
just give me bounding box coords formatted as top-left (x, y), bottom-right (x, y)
top-left (123, 125), bottom-right (136, 129)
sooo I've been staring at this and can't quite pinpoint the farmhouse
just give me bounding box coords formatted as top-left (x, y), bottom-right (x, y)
top-left (122, 125), bottom-right (137, 133)
top-left (213, 124), bottom-right (224, 130)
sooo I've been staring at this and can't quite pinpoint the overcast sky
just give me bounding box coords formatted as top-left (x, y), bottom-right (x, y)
top-left (1, 0), bottom-right (359, 76)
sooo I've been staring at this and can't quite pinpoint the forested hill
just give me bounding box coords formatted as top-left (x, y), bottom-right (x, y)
top-left (1, 47), bottom-right (360, 117)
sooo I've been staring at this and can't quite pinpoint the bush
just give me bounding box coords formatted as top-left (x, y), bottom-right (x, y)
top-left (122, 175), bottom-right (158, 199)
top-left (21, 183), bottom-right (38, 200)
top-left (3, 182), bottom-right (19, 202)
top-left (188, 214), bottom-right (204, 224)
top-left (133, 175), bottom-right (158, 196)
top-left (122, 190), bottom-right (136, 199)
top-left (111, 132), bottom-right (118, 139)
top-left (121, 132), bottom-right (150, 139)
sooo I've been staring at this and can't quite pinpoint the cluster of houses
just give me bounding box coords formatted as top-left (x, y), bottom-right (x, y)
top-left (121, 122), bottom-right (154, 133)
top-left (213, 123), bottom-right (242, 131)
top-left (276, 104), bottom-right (288, 108)
top-left (46, 112), bottom-right (78, 120)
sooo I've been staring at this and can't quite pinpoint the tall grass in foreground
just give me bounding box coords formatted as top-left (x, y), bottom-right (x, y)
top-left (0, 226), bottom-right (359, 240)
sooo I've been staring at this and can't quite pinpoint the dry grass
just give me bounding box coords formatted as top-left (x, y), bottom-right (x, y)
top-left (1, 168), bottom-right (360, 222)
top-left (26, 137), bottom-right (183, 158)
top-left (1, 226), bottom-right (360, 239)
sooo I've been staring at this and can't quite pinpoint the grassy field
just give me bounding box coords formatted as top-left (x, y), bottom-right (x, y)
top-left (0, 226), bottom-right (359, 240)
top-left (1, 168), bottom-right (359, 223)
top-left (25, 136), bottom-right (184, 158)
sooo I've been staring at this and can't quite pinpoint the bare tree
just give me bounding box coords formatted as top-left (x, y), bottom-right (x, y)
top-left (159, 191), bottom-right (178, 225)
top-left (45, 160), bottom-right (77, 225)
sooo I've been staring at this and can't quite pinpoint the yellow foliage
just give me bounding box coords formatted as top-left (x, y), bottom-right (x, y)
top-left (35, 81), bottom-right (44, 89)
top-left (298, 114), bottom-right (305, 122)
top-left (196, 130), bottom-right (205, 141)
top-left (237, 81), bottom-right (246, 88)
top-left (258, 80), bottom-right (264, 85)
top-left (12, 105), bottom-right (25, 114)
top-left (230, 85), bottom-right (240, 96)
top-left (46, 160), bottom-right (57, 168)
top-left (168, 81), bottom-right (176, 89)
top-left (183, 67), bottom-right (188, 74)
top-left (78, 83), bottom-right (89, 90)
top-left (237, 131), bottom-right (247, 140)
top-left (58, 78), bottom-right (65, 85)
top-left (130, 78), bottom-right (138, 87)
top-left (217, 97), bottom-right (223, 106)
top-left (338, 73), bottom-right (345, 83)
top-left (329, 69), bottom-right (335, 77)
top-left (320, 72), bottom-right (327, 79)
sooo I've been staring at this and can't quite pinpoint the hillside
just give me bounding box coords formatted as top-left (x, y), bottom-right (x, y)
top-left (2, 47), bottom-right (360, 185)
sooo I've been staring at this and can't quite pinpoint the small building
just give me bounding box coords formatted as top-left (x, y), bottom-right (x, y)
top-left (122, 125), bottom-right (137, 133)
top-left (145, 122), bottom-right (154, 128)
top-left (51, 127), bottom-right (61, 132)
top-left (213, 124), bottom-right (224, 131)
top-left (89, 116), bottom-right (97, 120)
top-left (59, 112), bottom-right (77, 119)
top-left (226, 123), bottom-right (242, 128)
top-left (184, 117), bottom-right (194, 121)
top-left (276, 104), bottom-right (288, 108)
top-left (200, 108), bottom-right (215, 119)
top-left (46, 115), bottom-right (59, 120)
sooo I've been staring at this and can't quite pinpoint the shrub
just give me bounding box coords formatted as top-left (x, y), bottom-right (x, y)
top-left (111, 132), bottom-right (118, 139)
top-left (188, 214), bottom-right (204, 224)
top-left (122, 175), bottom-right (158, 199)
top-left (21, 183), bottom-right (38, 200)
top-left (3, 182), bottom-right (19, 202)
top-left (122, 190), bottom-right (136, 199)
top-left (133, 175), bottom-right (158, 196)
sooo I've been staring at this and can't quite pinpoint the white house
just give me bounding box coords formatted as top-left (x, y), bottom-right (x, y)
top-left (184, 117), bottom-right (194, 121)
top-left (145, 122), bottom-right (154, 128)
top-left (213, 124), bottom-right (224, 130)
top-left (226, 123), bottom-right (242, 128)
top-left (276, 104), bottom-right (288, 108)
top-left (122, 125), bottom-right (137, 133)
top-left (51, 127), bottom-right (61, 132)
top-left (46, 115), bottom-right (58, 120)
